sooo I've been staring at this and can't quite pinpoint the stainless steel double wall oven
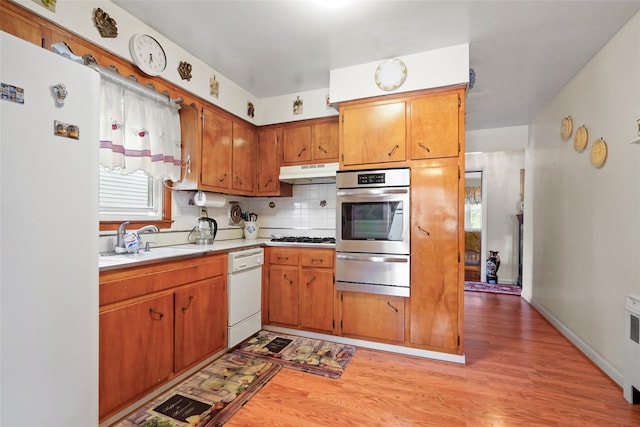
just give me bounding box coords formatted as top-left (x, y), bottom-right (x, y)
top-left (335, 167), bottom-right (410, 297)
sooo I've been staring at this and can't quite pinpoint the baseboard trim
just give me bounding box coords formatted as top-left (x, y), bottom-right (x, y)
top-left (530, 299), bottom-right (623, 387)
top-left (263, 325), bottom-right (466, 364)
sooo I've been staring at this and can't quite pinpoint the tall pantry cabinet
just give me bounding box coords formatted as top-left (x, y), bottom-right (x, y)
top-left (338, 85), bottom-right (466, 355)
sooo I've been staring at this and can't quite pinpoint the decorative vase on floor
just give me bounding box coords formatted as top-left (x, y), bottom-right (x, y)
top-left (486, 250), bottom-right (501, 284)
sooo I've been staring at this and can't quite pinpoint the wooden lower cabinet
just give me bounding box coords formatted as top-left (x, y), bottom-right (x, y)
top-left (99, 254), bottom-right (227, 421)
top-left (174, 277), bottom-right (227, 372)
top-left (409, 161), bottom-right (462, 353)
top-left (340, 292), bottom-right (405, 343)
top-left (265, 247), bottom-right (335, 333)
top-left (99, 293), bottom-right (174, 421)
top-left (299, 268), bottom-right (334, 331)
top-left (268, 264), bottom-right (300, 326)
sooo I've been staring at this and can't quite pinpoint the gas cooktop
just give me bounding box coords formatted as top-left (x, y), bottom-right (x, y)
top-left (270, 236), bottom-right (335, 244)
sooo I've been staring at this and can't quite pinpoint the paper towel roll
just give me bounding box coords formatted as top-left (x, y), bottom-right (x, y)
top-left (194, 191), bottom-right (226, 208)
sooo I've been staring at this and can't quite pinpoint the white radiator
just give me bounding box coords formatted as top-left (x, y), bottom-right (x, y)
top-left (624, 294), bottom-right (640, 404)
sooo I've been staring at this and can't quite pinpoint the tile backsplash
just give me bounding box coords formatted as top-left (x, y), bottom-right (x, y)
top-left (99, 183), bottom-right (337, 252)
top-left (246, 183), bottom-right (336, 238)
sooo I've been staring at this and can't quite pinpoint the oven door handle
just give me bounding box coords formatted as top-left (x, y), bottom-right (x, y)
top-left (337, 254), bottom-right (409, 263)
top-left (336, 188), bottom-right (409, 197)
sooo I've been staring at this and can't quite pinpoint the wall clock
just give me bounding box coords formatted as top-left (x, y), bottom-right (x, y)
top-left (590, 138), bottom-right (607, 168)
top-left (375, 58), bottom-right (407, 91)
top-left (129, 33), bottom-right (167, 76)
top-left (573, 125), bottom-right (588, 152)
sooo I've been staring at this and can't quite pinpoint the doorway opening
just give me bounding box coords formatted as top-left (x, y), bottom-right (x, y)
top-left (464, 171), bottom-right (483, 282)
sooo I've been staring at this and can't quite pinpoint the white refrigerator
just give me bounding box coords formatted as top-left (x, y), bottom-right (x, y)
top-left (1, 32), bottom-right (99, 426)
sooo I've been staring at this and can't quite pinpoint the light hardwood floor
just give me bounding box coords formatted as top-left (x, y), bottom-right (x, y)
top-left (227, 292), bottom-right (640, 426)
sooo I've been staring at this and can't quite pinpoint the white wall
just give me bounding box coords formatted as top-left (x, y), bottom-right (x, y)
top-left (329, 44), bottom-right (469, 103)
top-left (466, 150), bottom-right (525, 284)
top-left (525, 11), bottom-right (640, 385)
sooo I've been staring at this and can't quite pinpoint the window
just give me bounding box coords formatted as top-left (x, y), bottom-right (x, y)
top-left (99, 166), bottom-right (163, 221)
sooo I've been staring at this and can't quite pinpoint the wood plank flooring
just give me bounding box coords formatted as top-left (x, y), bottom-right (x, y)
top-left (227, 292), bottom-right (640, 426)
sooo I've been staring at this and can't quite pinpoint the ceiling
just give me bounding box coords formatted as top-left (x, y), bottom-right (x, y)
top-left (113, 0), bottom-right (640, 131)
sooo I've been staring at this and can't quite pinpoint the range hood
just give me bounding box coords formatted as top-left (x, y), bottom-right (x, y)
top-left (279, 162), bottom-right (339, 184)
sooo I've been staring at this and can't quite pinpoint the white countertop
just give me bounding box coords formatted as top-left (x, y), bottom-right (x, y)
top-left (99, 238), bottom-right (335, 271)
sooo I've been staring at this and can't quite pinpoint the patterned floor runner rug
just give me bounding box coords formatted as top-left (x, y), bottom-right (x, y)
top-left (115, 353), bottom-right (281, 427)
top-left (464, 281), bottom-right (522, 296)
top-left (233, 330), bottom-right (356, 379)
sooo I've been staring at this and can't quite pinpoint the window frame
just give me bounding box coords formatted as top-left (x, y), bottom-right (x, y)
top-left (99, 185), bottom-right (173, 231)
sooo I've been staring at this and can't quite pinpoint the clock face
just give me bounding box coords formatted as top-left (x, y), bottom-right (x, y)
top-left (129, 34), bottom-right (167, 76)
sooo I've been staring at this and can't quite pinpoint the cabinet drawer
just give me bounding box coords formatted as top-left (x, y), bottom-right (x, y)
top-left (301, 249), bottom-right (334, 268)
top-left (269, 250), bottom-right (299, 266)
top-left (100, 254), bottom-right (226, 306)
top-left (340, 292), bottom-right (405, 343)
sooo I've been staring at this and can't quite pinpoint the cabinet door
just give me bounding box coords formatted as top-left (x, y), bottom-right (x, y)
top-left (99, 293), bottom-right (174, 419)
top-left (341, 101), bottom-right (406, 166)
top-left (410, 163), bottom-right (460, 351)
top-left (340, 292), bottom-right (405, 342)
top-left (312, 121), bottom-right (339, 162)
top-left (268, 265), bottom-right (299, 326)
top-left (282, 126), bottom-right (312, 164)
top-left (232, 121), bottom-right (256, 193)
top-left (410, 92), bottom-right (460, 159)
top-left (174, 277), bottom-right (227, 372)
top-left (300, 269), bottom-right (334, 332)
top-left (201, 105), bottom-right (232, 190)
top-left (257, 128), bottom-right (279, 195)
top-left (0, 3), bottom-right (45, 46)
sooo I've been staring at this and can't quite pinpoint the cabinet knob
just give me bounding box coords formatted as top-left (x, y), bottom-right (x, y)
top-left (297, 147), bottom-right (307, 157)
top-left (218, 173), bottom-right (227, 182)
top-left (386, 300), bottom-right (399, 313)
top-left (417, 225), bottom-right (430, 236)
top-left (318, 145), bottom-right (327, 154)
top-left (418, 143), bottom-right (430, 152)
top-left (388, 144), bottom-right (399, 157)
top-left (149, 307), bottom-right (164, 319)
top-left (306, 275), bottom-right (316, 287)
top-left (284, 274), bottom-right (293, 285)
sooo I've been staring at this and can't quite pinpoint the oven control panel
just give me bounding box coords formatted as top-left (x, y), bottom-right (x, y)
top-left (358, 172), bottom-right (386, 185)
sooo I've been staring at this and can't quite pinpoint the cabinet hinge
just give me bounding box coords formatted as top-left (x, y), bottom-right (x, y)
top-left (458, 166), bottom-right (461, 179)
top-left (458, 142), bottom-right (461, 153)
top-left (340, 320), bottom-right (343, 329)
top-left (340, 293), bottom-right (343, 302)
top-left (458, 95), bottom-right (461, 107)
top-left (457, 335), bottom-right (460, 346)
top-left (332, 319), bottom-right (335, 328)
top-left (458, 252), bottom-right (461, 263)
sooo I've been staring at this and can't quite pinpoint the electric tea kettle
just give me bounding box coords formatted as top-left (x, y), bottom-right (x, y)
top-left (188, 217), bottom-right (218, 245)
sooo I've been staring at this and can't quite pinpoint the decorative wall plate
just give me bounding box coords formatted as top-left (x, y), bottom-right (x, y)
top-left (590, 138), bottom-right (608, 168)
top-left (561, 116), bottom-right (573, 140)
top-left (573, 125), bottom-right (588, 152)
top-left (375, 58), bottom-right (407, 91)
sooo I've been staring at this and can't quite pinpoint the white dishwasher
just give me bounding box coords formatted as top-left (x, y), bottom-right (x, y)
top-left (227, 247), bottom-right (264, 348)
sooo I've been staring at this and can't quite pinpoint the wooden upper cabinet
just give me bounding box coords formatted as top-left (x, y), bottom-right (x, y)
top-left (257, 128), bottom-right (280, 194)
top-left (282, 126), bottom-right (312, 164)
top-left (410, 92), bottom-right (460, 159)
top-left (281, 118), bottom-right (339, 165)
top-left (232, 121), bottom-right (256, 194)
top-left (201, 105), bottom-right (232, 191)
top-left (257, 128), bottom-right (292, 197)
top-left (340, 100), bottom-right (406, 167)
top-left (312, 121), bottom-right (339, 162)
top-left (0, 2), bottom-right (46, 46)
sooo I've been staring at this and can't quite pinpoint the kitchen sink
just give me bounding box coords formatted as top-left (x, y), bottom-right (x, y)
top-left (99, 245), bottom-right (207, 268)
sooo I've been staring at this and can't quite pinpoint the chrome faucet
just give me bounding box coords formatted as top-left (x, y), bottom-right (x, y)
top-left (114, 222), bottom-right (159, 253)
top-left (114, 221), bottom-right (130, 253)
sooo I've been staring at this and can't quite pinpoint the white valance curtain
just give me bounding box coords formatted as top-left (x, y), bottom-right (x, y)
top-left (98, 78), bottom-right (182, 181)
